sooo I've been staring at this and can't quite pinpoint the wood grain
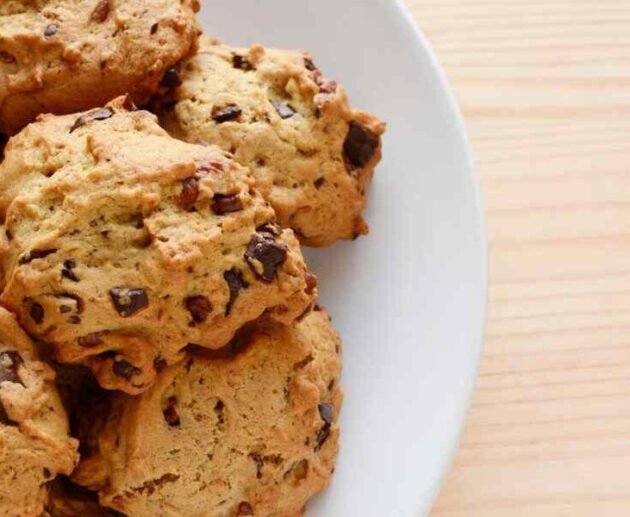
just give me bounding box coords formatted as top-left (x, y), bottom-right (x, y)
top-left (403, 1), bottom-right (630, 515)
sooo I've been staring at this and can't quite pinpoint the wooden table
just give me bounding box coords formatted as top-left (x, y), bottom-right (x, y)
top-left (404, 1), bottom-right (630, 515)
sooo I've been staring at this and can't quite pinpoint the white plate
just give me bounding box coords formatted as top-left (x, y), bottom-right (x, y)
top-left (199, 1), bottom-right (487, 515)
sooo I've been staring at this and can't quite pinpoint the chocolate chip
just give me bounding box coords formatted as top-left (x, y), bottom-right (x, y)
top-left (62, 260), bottom-right (79, 282)
top-left (223, 268), bottom-right (248, 315)
top-left (236, 502), bottom-right (254, 516)
top-left (343, 122), bottom-right (379, 170)
top-left (43, 467), bottom-right (51, 479)
top-left (256, 222), bottom-right (281, 237)
top-left (312, 70), bottom-right (337, 94)
top-left (55, 293), bottom-right (85, 314)
top-left (211, 194), bottom-right (243, 215)
top-left (154, 357), bottom-right (168, 373)
top-left (161, 67), bottom-right (182, 88)
top-left (314, 177), bottom-right (325, 189)
top-left (112, 359), bottom-right (141, 380)
top-left (178, 177), bottom-right (199, 208)
top-left (272, 101), bottom-right (296, 119)
top-left (185, 296), bottom-right (212, 325)
top-left (68, 315), bottom-right (81, 324)
top-left (245, 233), bottom-right (288, 282)
top-left (212, 105), bottom-right (242, 123)
top-left (110, 287), bottom-right (148, 317)
top-left (69, 107), bottom-right (114, 133)
top-left (315, 403), bottom-right (334, 450)
top-left (0, 51), bottom-right (15, 64)
top-left (78, 332), bottom-right (104, 348)
top-left (196, 160), bottom-right (225, 174)
top-left (232, 54), bottom-right (254, 71)
top-left (0, 351), bottom-right (23, 385)
top-left (304, 272), bottom-right (318, 295)
top-left (30, 302), bottom-right (45, 324)
top-left (304, 57), bottom-right (317, 71)
top-left (318, 403), bottom-right (334, 425)
top-left (19, 248), bottom-right (57, 265)
top-left (90, 0), bottom-right (111, 23)
top-left (44, 24), bottom-right (58, 38)
top-left (150, 23), bottom-right (159, 34)
top-left (163, 398), bottom-right (180, 427)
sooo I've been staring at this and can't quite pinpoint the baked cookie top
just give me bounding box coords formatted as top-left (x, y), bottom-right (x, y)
top-left (0, 0), bottom-right (200, 134)
top-left (0, 97), bottom-right (316, 394)
top-left (73, 308), bottom-right (342, 517)
top-left (0, 307), bottom-right (79, 517)
top-left (158, 37), bottom-right (385, 247)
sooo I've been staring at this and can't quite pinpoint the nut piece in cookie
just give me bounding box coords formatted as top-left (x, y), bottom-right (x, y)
top-left (0, 0), bottom-right (201, 134)
top-left (0, 97), bottom-right (316, 394)
top-left (0, 308), bottom-right (79, 517)
top-left (157, 37), bottom-right (386, 247)
top-left (73, 308), bottom-right (342, 517)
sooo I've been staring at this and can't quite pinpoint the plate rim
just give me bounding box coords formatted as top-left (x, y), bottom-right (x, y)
top-left (390, 0), bottom-right (489, 511)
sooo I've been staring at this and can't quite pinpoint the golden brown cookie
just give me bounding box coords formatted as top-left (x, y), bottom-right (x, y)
top-left (157, 38), bottom-right (385, 247)
top-left (0, 307), bottom-right (79, 517)
top-left (0, 97), bottom-right (316, 394)
top-left (73, 308), bottom-right (342, 517)
top-left (0, 0), bottom-right (200, 135)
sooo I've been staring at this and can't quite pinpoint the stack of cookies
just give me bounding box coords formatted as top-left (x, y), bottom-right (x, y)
top-left (0, 2), bottom-right (384, 516)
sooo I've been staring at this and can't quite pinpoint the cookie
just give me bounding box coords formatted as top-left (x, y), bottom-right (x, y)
top-left (0, 97), bottom-right (316, 394)
top-left (46, 477), bottom-right (122, 517)
top-left (73, 307), bottom-right (342, 517)
top-left (0, 307), bottom-right (79, 517)
top-left (157, 38), bottom-right (386, 247)
top-left (0, 0), bottom-right (201, 135)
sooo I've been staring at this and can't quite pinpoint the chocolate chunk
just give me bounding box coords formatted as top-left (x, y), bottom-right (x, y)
top-left (150, 23), bottom-right (159, 34)
top-left (245, 233), bottom-right (288, 282)
top-left (90, 0), bottom-right (111, 23)
top-left (211, 194), bottom-right (243, 215)
top-left (314, 177), bottom-right (325, 189)
top-left (153, 357), bottom-right (168, 373)
top-left (318, 403), bottom-right (334, 425)
top-left (0, 351), bottom-right (23, 385)
top-left (161, 67), bottom-right (182, 88)
top-left (343, 122), bottom-right (379, 170)
top-left (110, 287), bottom-right (148, 317)
top-left (212, 105), bottom-right (242, 123)
top-left (30, 302), bottom-right (44, 324)
top-left (19, 248), bottom-right (57, 265)
top-left (55, 293), bottom-right (85, 314)
top-left (179, 177), bottom-right (199, 208)
top-left (272, 101), bottom-right (296, 119)
top-left (223, 268), bottom-right (248, 315)
top-left (44, 24), bottom-right (58, 38)
top-left (62, 260), bottom-right (79, 282)
top-left (163, 398), bottom-right (180, 427)
top-left (112, 359), bottom-right (141, 380)
top-left (69, 107), bottom-right (114, 133)
top-left (78, 332), bottom-right (104, 348)
top-left (68, 315), bottom-right (81, 324)
top-left (237, 502), bottom-right (254, 516)
top-left (232, 54), bottom-right (254, 71)
top-left (304, 272), bottom-right (318, 295)
top-left (0, 51), bottom-right (15, 64)
top-left (185, 295), bottom-right (212, 324)
top-left (316, 423), bottom-right (331, 450)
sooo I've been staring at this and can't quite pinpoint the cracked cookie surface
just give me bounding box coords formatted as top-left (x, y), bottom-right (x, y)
top-left (0, 0), bottom-right (200, 134)
top-left (73, 308), bottom-right (342, 517)
top-left (157, 37), bottom-right (385, 247)
top-left (0, 98), bottom-right (315, 394)
top-left (0, 307), bottom-right (78, 517)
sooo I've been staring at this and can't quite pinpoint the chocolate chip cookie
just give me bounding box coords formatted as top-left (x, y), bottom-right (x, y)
top-left (0, 0), bottom-right (201, 135)
top-left (73, 307), bottom-right (342, 517)
top-left (0, 307), bottom-right (79, 517)
top-left (0, 97), bottom-right (316, 394)
top-left (157, 38), bottom-right (386, 247)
